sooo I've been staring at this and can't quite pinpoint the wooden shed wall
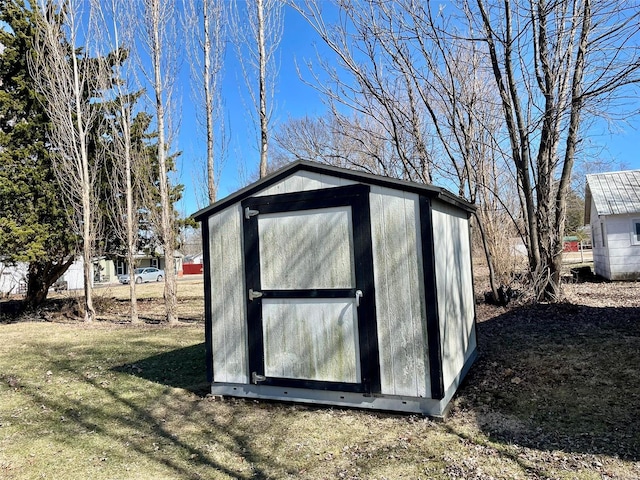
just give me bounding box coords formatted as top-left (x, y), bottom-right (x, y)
top-left (431, 201), bottom-right (476, 394)
top-left (257, 173), bottom-right (431, 397)
top-left (209, 172), bottom-right (359, 385)
top-left (208, 204), bottom-right (249, 384)
top-left (370, 186), bottom-right (429, 397)
top-left (255, 170), bottom-right (356, 196)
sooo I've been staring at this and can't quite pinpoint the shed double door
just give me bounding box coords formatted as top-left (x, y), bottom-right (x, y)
top-left (242, 184), bottom-right (380, 394)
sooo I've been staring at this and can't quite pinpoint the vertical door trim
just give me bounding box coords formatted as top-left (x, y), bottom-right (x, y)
top-left (201, 218), bottom-right (214, 384)
top-left (242, 204), bottom-right (264, 387)
top-left (419, 196), bottom-right (445, 400)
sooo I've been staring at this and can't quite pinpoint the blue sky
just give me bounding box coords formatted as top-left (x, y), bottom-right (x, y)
top-left (1, 2), bottom-right (638, 216)
top-left (176, 4), bottom-right (329, 216)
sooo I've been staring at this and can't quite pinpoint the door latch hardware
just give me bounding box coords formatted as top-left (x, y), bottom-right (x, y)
top-left (252, 372), bottom-right (267, 384)
top-left (244, 207), bottom-right (259, 219)
top-left (355, 289), bottom-right (363, 307)
top-left (248, 288), bottom-right (263, 301)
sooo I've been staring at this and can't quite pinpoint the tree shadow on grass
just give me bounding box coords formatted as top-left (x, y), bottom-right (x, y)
top-left (112, 343), bottom-right (210, 396)
top-left (109, 344), bottom-right (296, 478)
top-left (15, 343), bottom-right (292, 480)
top-left (456, 302), bottom-right (640, 461)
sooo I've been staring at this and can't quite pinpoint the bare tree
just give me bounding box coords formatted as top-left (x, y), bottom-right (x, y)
top-left (29, 0), bottom-right (105, 322)
top-left (93, 0), bottom-right (141, 323)
top-left (293, 0), bottom-right (640, 302)
top-left (231, 0), bottom-right (284, 178)
top-left (474, 0), bottom-right (640, 300)
top-left (184, 0), bottom-right (227, 203)
top-left (291, 1), bottom-right (438, 185)
top-left (274, 110), bottom-right (411, 178)
top-left (291, 0), bottom-right (508, 299)
top-left (137, 0), bottom-right (180, 324)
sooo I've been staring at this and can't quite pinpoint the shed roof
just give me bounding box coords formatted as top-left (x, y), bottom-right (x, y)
top-left (585, 169), bottom-right (640, 223)
top-left (192, 160), bottom-right (475, 221)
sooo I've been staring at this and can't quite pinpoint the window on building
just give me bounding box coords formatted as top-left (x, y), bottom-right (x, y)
top-left (151, 257), bottom-right (159, 269)
top-left (632, 219), bottom-right (640, 246)
top-left (116, 260), bottom-right (127, 276)
top-left (600, 222), bottom-right (606, 248)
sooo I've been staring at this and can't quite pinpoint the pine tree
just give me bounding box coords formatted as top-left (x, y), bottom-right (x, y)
top-left (0, 0), bottom-right (77, 307)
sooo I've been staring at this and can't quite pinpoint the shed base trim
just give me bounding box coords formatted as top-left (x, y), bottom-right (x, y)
top-left (210, 344), bottom-right (477, 418)
top-left (210, 384), bottom-right (452, 417)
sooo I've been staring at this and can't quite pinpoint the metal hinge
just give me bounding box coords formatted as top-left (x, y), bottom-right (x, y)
top-left (248, 288), bottom-right (263, 301)
top-left (252, 372), bottom-right (266, 384)
top-left (244, 207), bottom-right (259, 219)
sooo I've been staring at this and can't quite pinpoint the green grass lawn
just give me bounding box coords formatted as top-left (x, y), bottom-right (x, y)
top-left (1, 284), bottom-right (639, 479)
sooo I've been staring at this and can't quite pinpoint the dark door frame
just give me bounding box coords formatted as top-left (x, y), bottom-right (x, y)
top-left (241, 183), bottom-right (380, 394)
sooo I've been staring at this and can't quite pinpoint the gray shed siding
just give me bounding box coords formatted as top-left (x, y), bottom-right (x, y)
top-left (432, 201), bottom-right (476, 394)
top-left (208, 204), bottom-right (249, 384)
top-left (255, 170), bottom-right (355, 196)
top-left (370, 186), bottom-right (429, 398)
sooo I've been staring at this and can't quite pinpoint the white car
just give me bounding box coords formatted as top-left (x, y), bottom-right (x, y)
top-left (119, 267), bottom-right (165, 284)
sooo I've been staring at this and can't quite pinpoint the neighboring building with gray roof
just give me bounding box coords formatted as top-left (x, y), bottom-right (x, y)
top-left (585, 169), bottom-right (640, 280)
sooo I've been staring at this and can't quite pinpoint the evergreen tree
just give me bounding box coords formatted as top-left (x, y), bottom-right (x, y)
top-left (0, 0), bottom-right (77, 307)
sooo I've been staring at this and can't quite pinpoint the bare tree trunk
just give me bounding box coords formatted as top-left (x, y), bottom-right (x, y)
top-left (184, 0), bottom-right (226, 203)
top-left (30, 0), bottom-right (102, 321)
top-left (126, 143), bottom-right (139, 323)
top-left (231, 0), bottom-right (283, 179)
top-left (257, 0), bottom-right (268, 178)
top-left (143, 0), bottom-right (179, 324)
top-left (94, 0), bottom-right (141, 323)
top-left (26, 258), bottom-right (75, 309)
top-left (204, 0), bottom-right (217, 198)
top-left (548, 0), bottom-right (591, 301)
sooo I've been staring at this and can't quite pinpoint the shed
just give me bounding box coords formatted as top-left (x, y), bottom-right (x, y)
top-left (193, 161), bottom-right (477, 417)
top-left (585, 170), bottom-right (640, 280)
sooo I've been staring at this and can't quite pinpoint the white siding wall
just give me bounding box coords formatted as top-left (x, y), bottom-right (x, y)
top-left (63, 258), bottom-right (88, 290)
top-left (0, 262), bottom-right (28, 294)
top-left (603, 213), bottom-right (640, 280)
top-left (431, 201), bottom-right (476, 394)
top-left (370, 187), bottom-right (429, 398)
top-left (208, 204), bottom-right (249, 383)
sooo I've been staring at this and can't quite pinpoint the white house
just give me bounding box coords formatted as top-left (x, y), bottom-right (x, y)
top-left (585, 169), bottom-right (640, 280)
top-left (0, 262), bottom-right (28, 295)
top-left (109, 249), bottom-right (184, 283)
top-left (1, 248), bottom-right (184, 295)
top-left (0, 258), bottom-right (86, 295)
